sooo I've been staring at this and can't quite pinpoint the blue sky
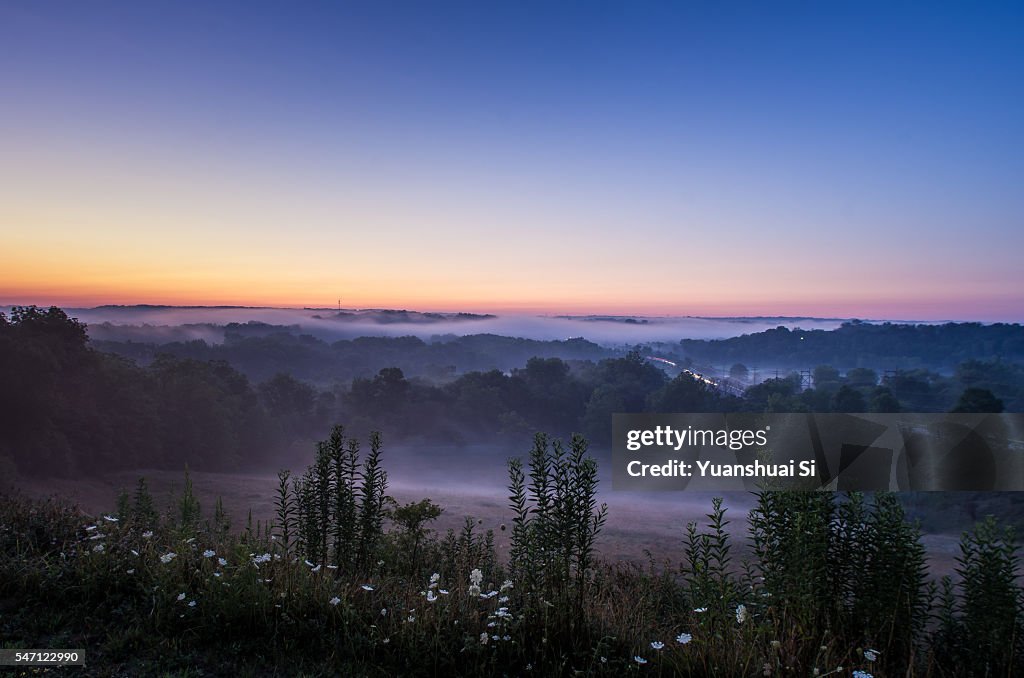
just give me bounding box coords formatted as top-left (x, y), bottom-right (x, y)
top-left (2, 1), bottom-right (1022, 318)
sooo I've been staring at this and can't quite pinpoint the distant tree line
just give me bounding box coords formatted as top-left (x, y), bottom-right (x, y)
top-left (0, 307), bottom-right (1018, 476)
top-left (92, 326), bottom-right (616, 386)
top-left (680, 320), bottom-right (1024, 371)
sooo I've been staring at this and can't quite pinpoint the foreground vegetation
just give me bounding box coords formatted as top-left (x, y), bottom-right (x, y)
top-left (2, 427), bottom-right (1022, 676)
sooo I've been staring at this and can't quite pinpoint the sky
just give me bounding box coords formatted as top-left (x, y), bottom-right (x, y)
top-left (1, 1), bottom-right (1022, 320)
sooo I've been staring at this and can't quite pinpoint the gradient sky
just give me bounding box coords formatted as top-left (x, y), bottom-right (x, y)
top-left (2, 1), bottom-right (1022, 319)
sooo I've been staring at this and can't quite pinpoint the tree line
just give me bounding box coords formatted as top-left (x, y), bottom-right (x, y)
top-left (0, 306), bottom-right (1017, 476)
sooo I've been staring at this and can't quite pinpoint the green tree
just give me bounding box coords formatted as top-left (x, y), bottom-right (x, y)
top-left (951, 387), bottom-right (1004, 413)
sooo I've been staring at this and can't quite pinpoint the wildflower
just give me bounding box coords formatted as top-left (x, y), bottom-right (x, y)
top-left (439, 589), bottom-right (449, 595)
top-left (736, 604), bottom-right (748, 624)
top-left (634, 656), bottom-right (647, 664)
top-left (188, 600), bottom-right (196, 607)
top-left (426, 590), bottom-right (438, 602)
top-left (381, 608), bottom-right (387, 616)
top-left (651, 641), bottom-right (664, 650)
top-left (498, 595), bottom-right (509, 603)
top-left (600, 657), bottom-right (607, 663)
top-left (429, 573), bottom-right (440, 589)
top-left (89, 534), bottom-right (104, 540)
top-left (382, 638), bottom-right (390, 644)
top-left (160, 552), bottom-right (177, 564)
top-left (213, 572), bottom-right (221, 578)
top-left (470, 568), bottom-right (483, 586)
top-left (479, 632), bottom-right (489, 645)
top-left (864, 649), bottom-right (879, 662)
top-left (676, 633), bottom-right (693, 645)
top-left (361, 584), bottom-right (374, 591)
top-left (185, 537), bottom-right (195, 544)
top-left (203, 549), bottom-right (215, 558)
top-left (177, 593), bottom-right (186, 601)
top-left (311, 564), bottom-right (321, 573)
top-left (852, 672), bottom-right (872, 678)
top-left (500, 579), bottom-right (513, 591)
top-left (327, 564), bottom-right (338, 570)
top-left (218, 557), bottom-right (227, 566)
top-left (85, 525), bottom-right (98, 532)
top-left (693, 607), bottom-right (707, 613)
top-left (304, 560), bottom-right (314, 567)
top-left (468, 584), bottom-right (481, 597)
top-left (131, 549), bottom-right (139, 556)
top-left (142, 530), bottom-right (153, 539)
top-left (502, 635), bottom-right (510, 641)
top-left (93, 544), bottom-right (105, 553)
top-left (103, 515), bottom-right (119, 522)
top-left (407, 614), bottom-right (416, 623)
top-left (329, 597), bottom-right (341, 606)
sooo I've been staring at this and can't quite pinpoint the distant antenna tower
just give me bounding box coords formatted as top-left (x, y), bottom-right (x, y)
top-left (338, 299), bottom-right (341, 310)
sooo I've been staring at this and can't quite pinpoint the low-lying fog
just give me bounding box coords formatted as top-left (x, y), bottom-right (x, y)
top-left (49, 305), bottom-right (860, 345)
top-left (18, 442), bottom-right (963, 575)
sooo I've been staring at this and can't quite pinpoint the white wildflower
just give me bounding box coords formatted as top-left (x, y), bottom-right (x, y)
top-left (160, 552), bottom-right (177, 564)
top-left (130, 549), bottom-right (139, 556)
top-left (864, 649), bottom-right (879, 662)
top-left (142, 530), bottom-right (153, 539)
top-left (468, 584), bottom-right (481, 597)
top-left (361, 584), bottom-right (374, 591)
top-left (693, 607), bottom-right (707, 613)
top-left (479, 632), bottom-right (489, 645)
top-left (500, 579), bottom-right (513, 591)
top-left (407, 614), bottom-right (416, 623)
top-left (203, 549), bottom-right (215, 558)
top-left (126, 568), bottom-right (135, 574)
top-left (470, 568), bottom-right (483, 586)
top-left (651, 641), bottom-right (664, 650)
top-left (85, 525), bottom-right (98, 531)
top-left (380, 608), bottom-right (387, 616)
top-left (177, 593), bottom-right (186, 601)
top-left (426, 590), bottom-right (438, 602)
top-left (677, 632), bottom-right (693, 645)
top-left (852, 672), bottom-right (872, 678)
top-left (188, 600), bottom-right (196, 607)
top-left (311, 564), bottom-right (321, 573)
top-left (218, 557), bottom-right (227, 566)
top-left (329, 596), bottom-right (341, 606)
top-left (736, 604), bottom-right (748, 624)
top-left (93, 544), bottom-right (105, 552)
top-left (634, 656), bottom-right (647, 664)
top-left (103, 515), bottom-right (119, 522)
top-left (429, 572), bottom-right (440, 589)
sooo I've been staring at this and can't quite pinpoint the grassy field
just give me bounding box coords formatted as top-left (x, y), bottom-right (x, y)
top-left (2, 429), bottom-right (1021, 676)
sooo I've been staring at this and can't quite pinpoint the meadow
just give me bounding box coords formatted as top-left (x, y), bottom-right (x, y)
top-left (2, 426), bottom-right (1020, 677)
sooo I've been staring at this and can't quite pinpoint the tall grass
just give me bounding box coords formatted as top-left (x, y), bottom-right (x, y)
top-left (1, 426), bottom-right (1021, 676)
